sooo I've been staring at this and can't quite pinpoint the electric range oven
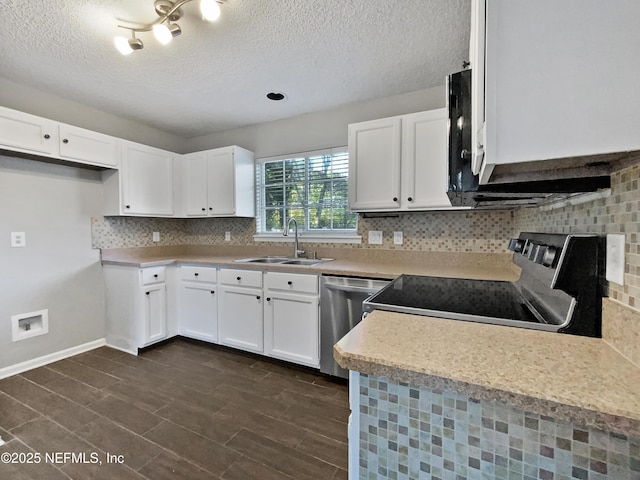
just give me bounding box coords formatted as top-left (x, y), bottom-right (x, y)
top-left (363, 233), bottom-right (605, 337)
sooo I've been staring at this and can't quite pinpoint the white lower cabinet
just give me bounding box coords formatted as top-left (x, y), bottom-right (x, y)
top-left (104, 265), bottom-right (170, 354)
top-left (218, 268), bottom-right (264, 354)
top-left (264, 272), bottom-right (319, 368)
top-left (179, 266), bottom-right (218, 343)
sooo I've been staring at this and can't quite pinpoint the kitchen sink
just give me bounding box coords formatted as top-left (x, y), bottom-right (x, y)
top-left (234, 256), bottom-right (333, 266)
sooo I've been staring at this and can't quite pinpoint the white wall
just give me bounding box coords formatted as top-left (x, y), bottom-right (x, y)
top-left (0, 155), bottom-right (105, 369)
top-left (0, 77), bottom-right (189, 153)
top-left (186, 86), bottom-right (446, 157)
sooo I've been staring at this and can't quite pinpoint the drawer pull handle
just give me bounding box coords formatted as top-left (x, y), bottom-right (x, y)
top-left (256, 295), bottom-right (261, 300)
top-left (266, 297), bottom-right (271, 301)
top-left (125, 205), bottom-right (131, 209)
top-left (237, 276), bottom-right (241, 281)
top-left (145, 292), bottom-right (150, 295)
top-left (287, 281), bottom-right (293, 285)
top-left (393, 197), bottom-right (398, 202)
top-left (210, 290), bottom-right (215, 294)
top-left (407, 197), bottom-right (413, 202)
top-left (44, 134), bottom-right (50, 139)
top-left (194, 273), bottom-right (199, 276)
top-left (201, 207), bottom-right (206, 211)
top-left (63, 138), bottom-right (69, 144)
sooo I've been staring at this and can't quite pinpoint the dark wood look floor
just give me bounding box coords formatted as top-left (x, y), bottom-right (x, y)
top-left (0, 339), bottom-right (349, 479)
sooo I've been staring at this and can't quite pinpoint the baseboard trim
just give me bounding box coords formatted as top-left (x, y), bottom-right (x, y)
top-left (0, 338), bottom-right (107, 380)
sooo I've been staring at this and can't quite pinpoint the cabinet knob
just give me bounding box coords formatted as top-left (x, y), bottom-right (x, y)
top-left (236, 276), bottom-right (241, 281)
top-left (201, 208), bottom-right (206, 211)
top-left (125, 205), bottom-right (131, 209)
top-left (62, 138), bottom-right (69, 144)
top-left (145, 292), bottom-right (150, 295)
top-left (194, 273), bottom-right (199, 276)
top-left (407, 197), bottom-right (413, 202)
top-left (266, 297), bottom-right (271, 301)
top-left (210, 290), bottom-right (215, 294)
top-left (153, 274), bottom-right (158, 278)
top-left (287, 281), bottom-right (293, 285)
top-left (393, 197), bottom-right (398, 202)
top-left (209, 207), bottom-right (213, 210)
top-left (43, 134), bottom-right (50, 139)
top-left (256, 295), bottom-right (261, 300)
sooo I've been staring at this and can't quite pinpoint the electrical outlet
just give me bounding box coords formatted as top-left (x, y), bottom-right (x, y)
top-left (393, 231), bottom-right (403, 245)
top-left (152, 232), bottom-right (160, 242)
top-left (606, 234), bottom-right (625, 285)
top-left (368, 230), bottom-right (383, 245)
top-left (11, 232), bottom-right (26, 248)
top-left (225, 231), bottom-right (231, 241)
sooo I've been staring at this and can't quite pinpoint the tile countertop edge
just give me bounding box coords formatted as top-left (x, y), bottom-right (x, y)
top-left (334, 311), bottom-right (640, 439)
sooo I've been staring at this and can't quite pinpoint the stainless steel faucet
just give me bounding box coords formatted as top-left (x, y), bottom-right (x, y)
top-left (283, 217), bottom-right (304, 258)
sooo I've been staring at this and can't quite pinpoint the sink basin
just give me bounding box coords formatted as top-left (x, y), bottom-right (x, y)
top-left (280, 258), bottom-right (330, 266)
top-left (236, 257), bottom-right (291, 264)
top-left (234, 256), bottom-right (333, 266)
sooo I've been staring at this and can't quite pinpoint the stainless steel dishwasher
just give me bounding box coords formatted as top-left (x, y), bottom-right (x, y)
top-left (320, 275), bottom-right (390, 378)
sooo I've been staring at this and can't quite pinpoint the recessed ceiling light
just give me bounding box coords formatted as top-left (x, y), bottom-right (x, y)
top-left (266, 92), bottom-right (287, 101)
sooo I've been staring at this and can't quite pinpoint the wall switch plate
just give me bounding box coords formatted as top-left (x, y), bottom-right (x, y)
top-left (368, 230), bottom-right (383, 245)
top-left (152, 232), bottom-right (160, 242)
top-left (393, 231), bottom-right (403, 245)
top-left (11, 232), bottom-right (26, 247)
top-left (606, 233), bottom-right (625, 285)
top-left (225, 231), bottom-right (231, 241)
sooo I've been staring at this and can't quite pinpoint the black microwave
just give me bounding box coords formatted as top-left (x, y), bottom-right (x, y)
top-left (446, 69), bottom-right (610, 208)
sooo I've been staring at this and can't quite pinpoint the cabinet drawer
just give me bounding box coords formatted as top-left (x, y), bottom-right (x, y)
top-left (180, 265), bottom-right (217, 283)
top-left (219, 268), bottom-right (262, 288)
top-left (264, 272), bottom-right (318, 294)
top-left (140, 266), bottom-right (166, 285)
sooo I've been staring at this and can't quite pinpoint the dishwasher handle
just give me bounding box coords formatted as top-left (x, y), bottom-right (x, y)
top-left (323, 283), bottom-right (385, 295)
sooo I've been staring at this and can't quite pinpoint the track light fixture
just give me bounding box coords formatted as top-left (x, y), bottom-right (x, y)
top-left (114, 0), bottom-right (223, 54)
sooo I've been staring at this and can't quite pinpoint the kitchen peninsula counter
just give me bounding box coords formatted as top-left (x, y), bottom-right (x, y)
top-left (334, 307), bottom-right (640, 438)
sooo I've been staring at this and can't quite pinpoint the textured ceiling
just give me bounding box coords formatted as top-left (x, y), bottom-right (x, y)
top-left (0, 0), bottom-right (470, 138)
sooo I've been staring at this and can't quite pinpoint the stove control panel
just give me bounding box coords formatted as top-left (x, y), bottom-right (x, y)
top-left (508, 238), bottom-right (559, 268)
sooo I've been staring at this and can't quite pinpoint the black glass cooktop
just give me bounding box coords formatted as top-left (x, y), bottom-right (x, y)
top-left (365, 274), bottom-right (541, 323)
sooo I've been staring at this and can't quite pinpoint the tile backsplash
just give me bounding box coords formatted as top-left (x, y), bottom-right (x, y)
top-left (91, 211), bottom-right (516, 253)
top-left (514, 162), bottom-right (640, 311)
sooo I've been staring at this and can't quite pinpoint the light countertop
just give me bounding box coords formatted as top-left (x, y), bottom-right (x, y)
top-left (100, 245), bottom-right (519, 281)
top-left (334, 309), bottom-right (640, 438)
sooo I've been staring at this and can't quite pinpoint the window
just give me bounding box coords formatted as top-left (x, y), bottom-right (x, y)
top-left (256, 148), bottom-right (357, 236)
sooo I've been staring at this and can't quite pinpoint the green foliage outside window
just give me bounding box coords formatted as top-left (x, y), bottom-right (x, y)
top-left (258, 150), bottom-right (357, 233)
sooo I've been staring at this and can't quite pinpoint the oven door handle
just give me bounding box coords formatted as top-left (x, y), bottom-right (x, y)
top-left (323, 283), bottom-right (384, 295)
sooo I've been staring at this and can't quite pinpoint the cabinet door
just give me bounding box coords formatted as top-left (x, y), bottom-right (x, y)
top-left (218, 286), bottom-right (263, 353)
top-left (180, 282), bottom-right (218, 343)
top-left (207, 148), bottom-right (236, 215)
top-left (143, 284), bottom-right (166, 345)
top-left (122, 142), bottom-right (174, 215)
top-left (264, 292), bottom-right (319, 367)
top-left (401, 109), bottom-right (451, 209)
top-left (0, 106), bottom-right (58, 156)
top-left (348, 117), bottom-right (401, 211)
top-left (58, 124), bottom-right (118, 168)
top-left (470, 0), bottom-right (486, 175)
top-left (182, 151), bottom-right (209, 216)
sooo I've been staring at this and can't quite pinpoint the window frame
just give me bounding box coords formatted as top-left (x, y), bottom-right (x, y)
top-left (254, 147), bottom-right (361, 243)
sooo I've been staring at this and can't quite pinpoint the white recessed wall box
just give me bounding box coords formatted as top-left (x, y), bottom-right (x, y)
top-left (11, 309), bottom-right (49, 342)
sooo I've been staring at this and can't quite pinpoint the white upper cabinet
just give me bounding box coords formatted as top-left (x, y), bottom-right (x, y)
top-left (401, 109), bottom-right (451, 209)
top-left (178, 145), bottom-right (255, 217)
top-left (348, 109), bottom-right (454, 212)
top-left (0, 106), bottom-right (59, 156)
top-left (474, 0), bottom-right (640, 183)
top-left (0, 106), bottom-right (118, 168)
top-left (103, 140), bottom-right (174, 216)
top-left (348, 116), bottom-right (402, 211)
top-left (58, 124), bottom-right (118, 168)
